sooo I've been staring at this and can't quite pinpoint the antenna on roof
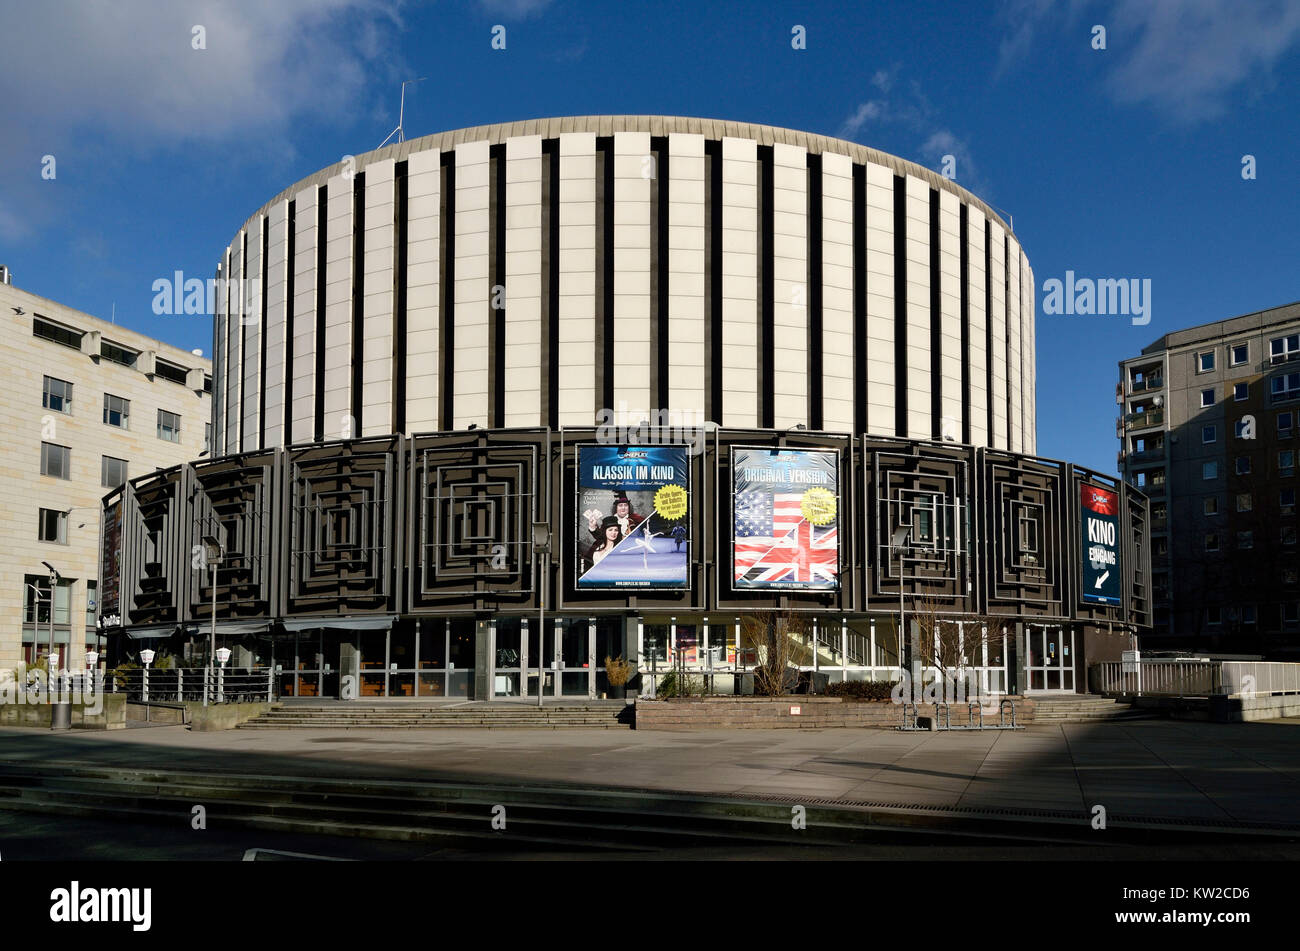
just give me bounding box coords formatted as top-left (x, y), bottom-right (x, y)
top-left (378, 78), bottom-right (427, 149)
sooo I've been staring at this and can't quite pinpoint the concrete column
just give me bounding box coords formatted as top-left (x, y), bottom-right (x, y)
top-left (338, 639), bottom-right (358, 700)
top-left (474, 618), bottom-right (491, 700)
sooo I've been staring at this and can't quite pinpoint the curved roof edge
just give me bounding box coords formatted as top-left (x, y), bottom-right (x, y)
top-left (233, 115), bottom-right (1014, 239)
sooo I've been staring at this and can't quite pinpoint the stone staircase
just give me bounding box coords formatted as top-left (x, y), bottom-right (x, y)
top-left (1030, 695), bottom-right (1156, 723)
top-left (238, 701), bottom-right (634, 730)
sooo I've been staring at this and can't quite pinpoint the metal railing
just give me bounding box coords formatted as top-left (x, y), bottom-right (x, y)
top-left (1094, 659), bottom-right (1220, 697)
top-left (108, 667), bottom-right (274, 704)
top-left (1220, 662), bottom-right (1300, 696)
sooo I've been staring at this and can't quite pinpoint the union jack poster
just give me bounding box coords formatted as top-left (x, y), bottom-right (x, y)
top-left (732, 448), bottom-right (840, 590)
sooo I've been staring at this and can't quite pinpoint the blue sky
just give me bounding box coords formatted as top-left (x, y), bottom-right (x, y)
top-left (2, 0), bottom-right (1298, 473)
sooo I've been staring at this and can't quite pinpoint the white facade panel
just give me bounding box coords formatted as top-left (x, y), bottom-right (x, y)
top-left (668, 133), bottom-right (706, 418)
top-left (721, 136), bottom-right (758, 426)
top-left (771, 142), bottom-right (808, 428)
top-left (1007, 235), bottom-right (1022, 453)
top-left (904, 175), bottom-right (931, 439)
top-left (454, 140), bottom-right (491, 428)
top-left (864, 162), bottom-right (895, 435)
top-left (323, 174), bottom-right (354, 440)
top-left (262, 201), bottom-right (289, 448)
top-left (290, 186), bottom-right (319, 444)
top-left (504, 135), bottom-right (543, 426)
top-left (405, 148), bottom-right (441, 433)
top-left (988, 220), bottom-right (1008, 449)
top-left (967, 207), bottom-right (988, 447)
top-left (938, 190), bottom-right (962, 442)
top-left (557, 132), bottom-right (598, 425)
top-left (362, 159), bottom-right (396, 437)
top-left (821, 151), bottom-right (855, 433)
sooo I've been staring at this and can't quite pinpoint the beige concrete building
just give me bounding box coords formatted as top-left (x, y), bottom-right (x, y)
top-left (0, 277), bottom-right (211, 671)
top-left (213, 116), bottom-right (1036, 454)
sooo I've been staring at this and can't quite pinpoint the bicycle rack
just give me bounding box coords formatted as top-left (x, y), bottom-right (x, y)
top-left (935, 701), bottom-right (952, 730)
top-left (896, 702), bottom-right (922, 731)
top-left (996, 698), bottom-right (1022, 729)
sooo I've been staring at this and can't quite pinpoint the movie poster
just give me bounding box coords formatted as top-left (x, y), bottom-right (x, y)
top-left (576, 446), bottom-right (690, 589)
top-left (733, 448), bottom-right (840, 590)
top-left (1081, 483), bottom-right (1121, 605)
top-left (99, 499), bottom-right (122, 619)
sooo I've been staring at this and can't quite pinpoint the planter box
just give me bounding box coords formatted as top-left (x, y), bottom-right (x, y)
top-left (0, 694), bottom-right (126, 730)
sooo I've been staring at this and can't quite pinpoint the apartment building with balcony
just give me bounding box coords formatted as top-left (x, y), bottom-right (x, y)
top-left (1119, 300), bottom-right (1300, 654)
top-left (0, 275), bottom-right (212, 672)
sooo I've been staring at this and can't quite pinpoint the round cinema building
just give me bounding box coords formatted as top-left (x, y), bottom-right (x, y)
top-left (100, 117), bottom-right (1151, 701)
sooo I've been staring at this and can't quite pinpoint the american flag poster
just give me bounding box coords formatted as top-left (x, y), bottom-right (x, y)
top-left (733, 448), bottom-right (840, 590)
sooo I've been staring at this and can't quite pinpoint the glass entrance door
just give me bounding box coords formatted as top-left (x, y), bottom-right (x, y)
top-left (1025, 626), bottom-right (1075, 693)
top-left (558, 617), bottom-right (593, 698)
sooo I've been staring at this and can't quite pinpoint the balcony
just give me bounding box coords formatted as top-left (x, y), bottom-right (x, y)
top-left (1129, 375), bottom-right (1164, 394)
top-left (1125, 409), bottom-right (1164, 432)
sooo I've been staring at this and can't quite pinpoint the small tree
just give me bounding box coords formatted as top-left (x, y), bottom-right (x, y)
top-left (739, 610), bottom-right (815, 696)
top-left (907, 593), bottom-right (1008, 703)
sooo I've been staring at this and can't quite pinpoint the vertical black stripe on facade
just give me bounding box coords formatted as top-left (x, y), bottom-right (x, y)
top-left (705, 139), bottom-right (723, 424)
top-left (852, 163), bottom-right (867, 436)
top-left (596, 136), bottom-right (615, 413)
top-left (284, 201), bottom-right (295, 441)
top-left (893, 175), bottom-right (907, 437)
top-left (807, 153), bottom-right (823, 431)
top-left (314, 186), bottom-right (327, 442)
top-left (439, 152), bottom-right (455, 430)
top-left (651, 136), bottom-right (669, 411)
top-left (929, 189), bottom-right (941, 440)
top-left (758, 145), bottom-right (775, 429)
top-left (351, 172), bottom-right (366, 436)
top-left (393, 161), bottom-right (408, 435)
top-left (542, 138), bottom-right (559, 428)
top-left (984, 218), bottom-right (993, 442)
top-left (958, 203), bottom-right (970, 445)
top-left (489, 144), bottom-right (506, 428)
top-left (259, 219), bottom-right (269, 450)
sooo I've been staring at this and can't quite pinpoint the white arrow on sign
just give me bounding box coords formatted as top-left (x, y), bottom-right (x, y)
top-left (1095, 570), bottom-right (1109, 589)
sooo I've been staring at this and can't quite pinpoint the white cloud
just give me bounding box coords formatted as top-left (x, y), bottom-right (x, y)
top-left (1104, 0), bottom-right (1300, 120)
top-left (838, 100), bottom-right (885, 138)
top-left (476, 0), bottom-right (555, 17)
top-left (0, 1), bottom-right (406, 143)
top-left (995, 0), bottom-right (1300, 121)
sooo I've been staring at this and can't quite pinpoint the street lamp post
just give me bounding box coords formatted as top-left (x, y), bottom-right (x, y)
top-left (201, 536), bottom-right (223, 707)
top-left (532, 522), bottom-right (551, 708)
top-left (889, 526), bottom-right (912, 699)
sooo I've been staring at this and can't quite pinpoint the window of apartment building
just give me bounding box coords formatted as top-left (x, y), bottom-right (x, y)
top-left (203, 375), bottom-right (213, 394)
top-left (1236, 456), bottom-right (1252, 475)
top-left (1233, 382), bottom-right (1248, 401)
top-left (1237, 492), bottom-right (1252, 512)
top-left (1284, 603), bottom-right (1300, 625)
top-left (1204, 497), bottom-right (1218, 516)
top-left (101, 455), bottom-right (128, 489)
top-left (1155, 539), bottom-right (1168, 557)
top-left (42, 376), bottom-right (73, 414)
top-left (154, 360), bottom-right (188, 386)
top-left (1270, 334), bottom-right (1300, 364)
top-left (1280, 450), bottom-right (1296, 477)
top-left (1202, 424), bottom-right (1216, 444)
top-left (1207, 606), bottom-right (1222, 625)
top-left (23, 574), bottom-right (73, 626)
top-left (1197, 351), bottom-right (1215, 373)
top-left (1204, 533), bottom-right (1219, 552)
top-left (1231, 343), bottom-right (1249, 366)
top-left (32, 316), bottom-right (84, 350)
top-left (1242, 605), bottom-right (1257, 625)
top-left (157, 409), bottom-right (181, 442)
top-left (100, 340), bottom-right (138, 368)
top-left (1200, 388), bottom-right (1215, 407)
top-left (1272, 372), bottom-right (1300, 403)
top-left (38, 508), bottom-right (68, 544)
top-left (1284, 567), bottom-right (1299, 586)
top-left (1279, 411), bottom-right (1294, 436)
top-left (1237, 531), bottom-right (1254, 549)
top-left (1284, 526), bottom-right (1298, 547)
top-left (1203, 461), bottom-right (1218, 480)
top-left (40, 442), bottom-right (70, 480)
top-left (1281, 488), bottom-right (1296, 515)
top-left (1153, 503), bottom-right (1167, 521)
top-left (204, 422), bottom-right (212, 455)
top-left (103, 393), bottom-right (129, 428)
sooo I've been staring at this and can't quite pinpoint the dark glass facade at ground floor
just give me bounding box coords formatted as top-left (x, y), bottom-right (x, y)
top-left (118, 613), bottom-right (1119, 699)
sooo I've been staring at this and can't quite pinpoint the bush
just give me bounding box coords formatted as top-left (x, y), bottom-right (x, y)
top-left (605, 655), bottom-right (635, 687)
top-left (824, 680), bottom-right (897, 701)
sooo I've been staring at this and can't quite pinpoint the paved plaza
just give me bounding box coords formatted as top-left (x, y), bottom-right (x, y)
top-left (2, 718), bottom-right (1298, 828)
